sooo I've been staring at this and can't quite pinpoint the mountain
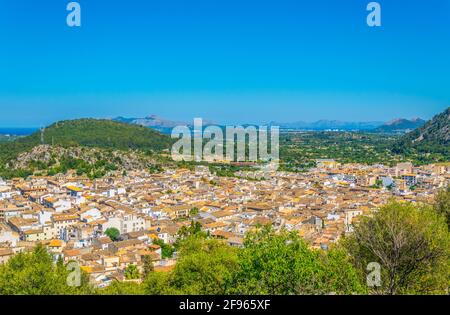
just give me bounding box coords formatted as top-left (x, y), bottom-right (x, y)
top-left (393, 107), bottom-right (449, 156)
top-left (0, 119), bottom-right (173, 163)
top-left (269, 120), bottom-right (384, 131)
top-left (113, 115), bottom-right (189, 134)
top-left (113, 115), bottom-right (217, 134)
top-left (372, 118), bottom-right (426, 134)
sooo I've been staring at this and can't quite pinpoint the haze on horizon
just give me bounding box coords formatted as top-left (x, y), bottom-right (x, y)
top-left (0, 0), bottom-right (449, 127)
top-left (0, 101), bottom-right (446, 128)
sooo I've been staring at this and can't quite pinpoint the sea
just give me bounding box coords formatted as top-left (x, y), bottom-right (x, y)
top-left (0, 128), bottom-right (38, 136)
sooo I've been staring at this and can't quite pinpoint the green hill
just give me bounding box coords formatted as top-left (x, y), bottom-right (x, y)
top-left (0, 119), bottom-right (173, 164)
top-left (393, 107), bottom-right (449, 160)
top-left (373, 118), bottom-right (426, 134)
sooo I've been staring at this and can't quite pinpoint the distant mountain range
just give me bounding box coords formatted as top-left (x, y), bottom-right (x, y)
top-left (0, 115), bottom-right (436, 136)
top-left (268, 120), bottom-right (385, 131)
top-left (372, 118), bottom-right (426, 134)
top-left (113, 115), bottom-right (215, 134)
top-left (112, 115), bottom-right (427, 133)
top-left (113, 115), bottom-right (189, 134)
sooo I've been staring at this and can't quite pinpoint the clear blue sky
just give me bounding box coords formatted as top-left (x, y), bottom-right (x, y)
top-left (0, 0), bottom-right (449, 127)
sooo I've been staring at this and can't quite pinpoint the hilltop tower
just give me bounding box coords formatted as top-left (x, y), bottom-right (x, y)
top-left (40, 126), bottom-right (45, 144)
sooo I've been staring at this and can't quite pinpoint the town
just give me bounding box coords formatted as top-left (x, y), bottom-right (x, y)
top-left (0, 159), bottom-right (448, 288)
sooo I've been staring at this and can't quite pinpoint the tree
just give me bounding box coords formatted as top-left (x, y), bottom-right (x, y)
top-left (177, 221), bottom-right (205, 240)
top-left (232, 226), bottom-right (365, 295)
top-left (434, 186), bottom-right (450, 229)
top-left (142, 255), bottom-right (154, 279)
top-left (100, 281), bottom-right (144, 295)
top-left (172, 237), bottom-right (238, 294)
top-left (143, 271), bottom-right (173, 295)
top-left (189, 207), bottom-right (199, 216)
top-left (343, 201), bottom-right (450, 295)
top-left (153, 238), bottom-right (175, 259)
top-left (124, 264), bottom-right (140, 280)
top-left (0, 244), bottom-right (93, 295)
top-left (105, 227), bottom-right (120, 242)
top-left (143, 236), bottom-right (239, 295)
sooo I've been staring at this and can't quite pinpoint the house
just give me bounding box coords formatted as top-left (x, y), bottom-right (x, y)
top-left (79, 207), bottom-right (103, 223)
top-left (316, 159), bottom-right (338, 169)
top-left (47, 239), bottom-right (65, 261)
top-left (161, 205), bottom-right (191, 219)
top-left (0, 223), bottom-right (20, 247)
top-left (101, 211), bottom-right (146, 235)
top-left (204, 221), bottom-right (228, 233)
top-left (43, 197), bottom-right (71, 212)
top-left (108, 239), bottom-right (144, 254)
top-left (52, 213), bottom-right (79, 240)
top-left (244, 202), bottom-right (273, 212)
top-left (211, 210), bottom-right (235, 222)
top-left (344, 209), bottom-right (363, 232)
top-left (0, 187), bottom-right (17, 200)
top-left (7, 216), bottom-right (40, 233)
top-left (401, 174), bottom-right (417, 187)
top-left (0, 202), bottom-right (32, 221)
top-left (66, 185), bottom-right (83, 197)
top-left (122, 230), bottom-right (150, 242)
top-left (122, 212), bottom-right (146, 234)
top-left (227, 236), bottom-right (244, 248)
top-left (101, 254), bottom-right (120, 271)
top-left (23, 228), bottom-right (47, 242)
top-left (148, 225), bottom-right (179, 244)
top-left (0, 248), bottom-right (14, 264)
top-left (395, 162), bottom-right (413, 176)
top-left (92, 237), bottom-right (113, 250)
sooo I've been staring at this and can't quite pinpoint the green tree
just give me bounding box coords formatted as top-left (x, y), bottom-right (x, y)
top-left (0, 244), bottom-right (92, 295)
top-left (143, 271), bottom-right (173, 295)
top-left (153, 238), bottom-right (175, 259)
top-left (124, 264), bottom-right (140, 280)
top-left (142, 255), bottom-right (154, 279)
top-left (100, 281), bottom-right (144, 295)
top-left (343, 201), bottom-right (450, 295)
top-left (189, 207), bottom-right (199, 216)
top-left (232, 226), bottom-right (364, 295)
top-left (144, 236), bottom-right (239, 295)
top-left (434, 186), bottom-right (450, 229)
top-left (105, 227), bottom-right (121, 242)
top-left (177, 221), bottom-right (205, 240)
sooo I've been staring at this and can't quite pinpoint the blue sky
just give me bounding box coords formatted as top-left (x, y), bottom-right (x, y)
top-left (0, 0), bottom-right (449, 126)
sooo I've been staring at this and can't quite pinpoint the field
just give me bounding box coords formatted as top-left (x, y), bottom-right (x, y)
top-left (0, 135), bottom-right (20, 143)
top-left (278, 132), bottom-right (436, 172)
